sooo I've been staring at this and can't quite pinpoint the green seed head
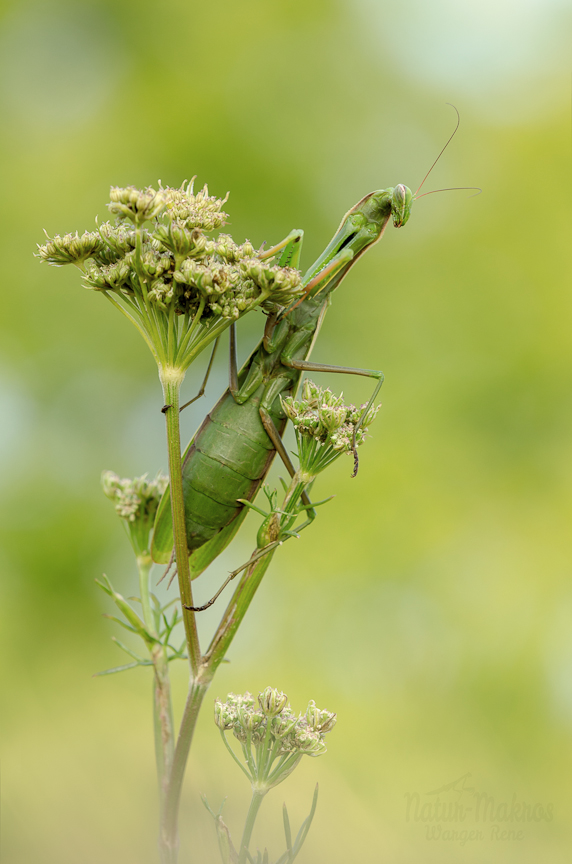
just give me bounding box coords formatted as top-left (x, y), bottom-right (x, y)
top-left (294, 727), bottom-right (327, 756)
top-left (161, 179), bottom-right (229, 230)
top-left (237, 705), bottom-right (265, 733)
top-left (214, 699), bottom-right (236, 731)
top-left (306, 700), bottom-right (337, 733)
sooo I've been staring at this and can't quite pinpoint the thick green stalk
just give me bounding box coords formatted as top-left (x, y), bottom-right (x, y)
top-left (159, 365), bottom-right (207, 863)
top-left (159, 367), bottom-right (201, 675)
top-left (203, 470), bottom-right (310, 676)
top-left (237, 791), bottom-right (266, 864)
top-left (203, 551), bottom-right (276, 675)
top-left (157, 550), bottom-right (279, 861)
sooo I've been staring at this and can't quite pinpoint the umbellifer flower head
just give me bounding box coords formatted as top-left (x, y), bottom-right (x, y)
top-left (214, 687), bottom-right (336, 792)
top-left (101, 470), bottom-right (168, 556)
top-left (281, 379), bottom-right (380, 479)
top-left (38, 179), bottom-right (304, 374)
top-left (38, 230), bottom-right (104, 266)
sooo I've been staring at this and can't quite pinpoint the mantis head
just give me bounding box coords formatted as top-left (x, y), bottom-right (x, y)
top-left (391, 184), bottom-right (413, 227)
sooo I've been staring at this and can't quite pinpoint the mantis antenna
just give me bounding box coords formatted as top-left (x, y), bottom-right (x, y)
top-left (413, 104), bottom-right (481, 199)
top-left (414, 103), bottom-right (461, 197)
top-left (416, 186), bottom-right (482, 199)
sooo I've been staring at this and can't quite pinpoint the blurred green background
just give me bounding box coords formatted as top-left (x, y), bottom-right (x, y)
top-left (1, 0), bottom-right (571, 861)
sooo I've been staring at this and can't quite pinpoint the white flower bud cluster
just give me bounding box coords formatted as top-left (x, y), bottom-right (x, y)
top-left (214, 688), bottom-right (335, 759)
top-left (109, 185), bottom-right (167, 225)
top-left (38, 180), bottom-right (304, 321)
top-left (37, 230), bottom-right (104, 266)
top-left (161, 179), bottom-right (229, 231)
top-left (96, 222), bottom-right (139, 263)
top-left (101, 470), bottom-right (168, 524)
top-left (282, 379), bottom-right (380, 454)
top-left (213, 234), bottom-right (256, 262)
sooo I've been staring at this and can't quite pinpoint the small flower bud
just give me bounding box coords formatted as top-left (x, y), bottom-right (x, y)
top-left (272, 711), bottom-right (298, 739)
top-left (259, 686), bottom-right (288, 717)
top-left (154, 223), bottom-right (207, 258)
top-left (296, 728), bottom-right (328, 755)
top-left (301, 379), bottom-right (322, 405)
top-left (214, 699), bottom-right (236, 730)
top-left (306, 700), bottom-right (337, 733)
top-left (109, 186), bottom-right (166, 225)
top-left (225, 692), bottom-right (255, 709)
top-left (319, 404), bottom-right (347, 432)
top-left (237, 705), bottom-right (265, 732)
top-left (280, 396), bottom-right (299, 422)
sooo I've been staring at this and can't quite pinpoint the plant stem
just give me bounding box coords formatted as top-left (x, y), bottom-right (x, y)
top-left (159, 678), bottom-right (209, 864)
top-left (237, 790), bottom-right (266, 864)
top-left (159, 366), bottom-right (201, 676)
top-left (158, 548), bottom-right (277, 861)
top-left (159, 364), bottom-right (213, 863)
top-left (137, 553), bottom-right (155, 633)
top-left (157, 450), bottom-right (309, 861)
top-left (202, 468), bottom-right (311, 675)
top-left (137, 554), bottom-right (176, 845)
top-left (153, 646), bottom-right (175, 820)
top-left (203, 550), bottom-right (275, 674)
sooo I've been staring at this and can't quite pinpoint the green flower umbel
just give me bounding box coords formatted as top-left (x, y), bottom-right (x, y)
top-left (38, 179), bottom-right (303, 374)
top-left (281, 379), bottom-right (380, 480)
top-left (206, 687), bottom-right (334, 864)
top-left (214, 687), bottom-right (336, 793)
top-left (101, 470), bottom-right (168, 557)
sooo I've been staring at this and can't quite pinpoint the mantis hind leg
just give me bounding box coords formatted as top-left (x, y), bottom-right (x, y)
top-left (178, 337), bottom-right (220, 412)
top-left (259, 407), bottom-right (316, 520)
top-left (183, 540), bottom-right (282, 611)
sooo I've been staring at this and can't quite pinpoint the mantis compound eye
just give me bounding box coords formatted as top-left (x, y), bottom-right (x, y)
top-left (391, 184), bottom-right (413, 228)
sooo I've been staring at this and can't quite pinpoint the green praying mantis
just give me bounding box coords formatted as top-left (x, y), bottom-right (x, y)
top-left (151, 107), bottom-right (478, 606)
top-left (151, 186), bottom-right (409, 573)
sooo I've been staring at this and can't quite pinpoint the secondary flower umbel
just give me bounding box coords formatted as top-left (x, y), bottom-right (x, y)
top-left (281, 379), bottom-right (380, 479)
top-left (214, 687), bottom-right (336, 793)
top-left (101, 470), bottom-right (168, 557)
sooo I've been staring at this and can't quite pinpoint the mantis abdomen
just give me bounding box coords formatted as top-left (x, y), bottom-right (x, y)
top-left (179, 381), bottom-right (285, 550)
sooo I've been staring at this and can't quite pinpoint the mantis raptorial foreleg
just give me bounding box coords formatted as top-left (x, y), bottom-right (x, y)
top-left (228, 229), bottom-right (305, 398)
top-left (258, 228), bottom-right (303, 264)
